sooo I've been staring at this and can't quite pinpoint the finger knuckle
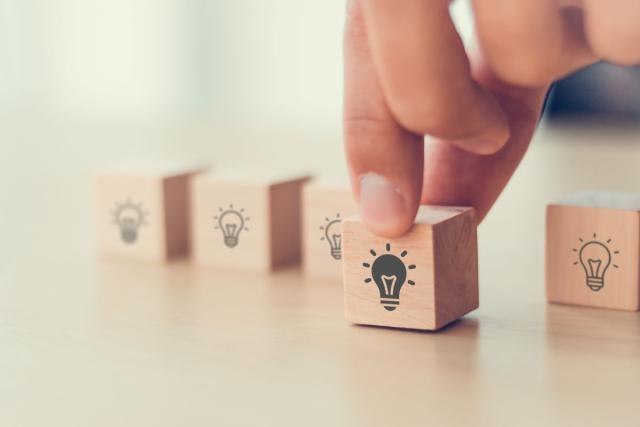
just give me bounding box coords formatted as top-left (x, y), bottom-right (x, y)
top-left (489, 48), bottom-right (557, 87)
top-left (344, 113), bottom-right (395, 141)
top-left (588, 21), bottom-right (640, 65)
top-left (388, 93), bottom-right (464, 137)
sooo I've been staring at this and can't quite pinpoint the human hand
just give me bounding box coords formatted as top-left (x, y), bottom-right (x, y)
top-left (344, 0), bottom-right (639, 237)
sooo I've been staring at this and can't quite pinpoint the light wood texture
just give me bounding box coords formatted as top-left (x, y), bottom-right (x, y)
top-left (343, 206), bottom-right (478, 330)
top-left (547, 195), bottom-right (640, 310)
top-left (93, 168), bottom-right (203, 262)
top-left (302, 184), bottom-right (357, 279)
top-left (5, 120), bottom-right (640, 426)
top-left (191, 172), bottom-right (310, 272)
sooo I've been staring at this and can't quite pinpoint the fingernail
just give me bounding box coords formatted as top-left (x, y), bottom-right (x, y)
top-left (359, 173), bottom-right (407, 234)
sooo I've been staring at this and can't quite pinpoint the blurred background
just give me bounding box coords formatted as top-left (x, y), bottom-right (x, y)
top-left (1, 0), bottom-right (640, 266)
top-left (0, 0), bottom-right (345, 125)
top-left (1, 1), bottom-right (638, 124)
top-left (0, 0), bottom-right (348, 267)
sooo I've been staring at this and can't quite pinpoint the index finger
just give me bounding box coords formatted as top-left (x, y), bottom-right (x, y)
top-left (362, 0), bottom-right (510, 154)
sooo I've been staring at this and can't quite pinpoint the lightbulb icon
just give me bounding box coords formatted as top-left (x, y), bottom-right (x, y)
top-left (362, 243), bottom-right (416, 311)
top-left (214, 204), bottom-right (250, 248)
top-left (320, 214), bottom-right (342, 260)
top-left (111, 199), bottom-right (148, 244)
top-left (573, 233), bottom-right (619, 292)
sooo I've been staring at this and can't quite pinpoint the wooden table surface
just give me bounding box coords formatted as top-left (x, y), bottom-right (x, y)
top-left (2, 118), bottom-right (640, 426)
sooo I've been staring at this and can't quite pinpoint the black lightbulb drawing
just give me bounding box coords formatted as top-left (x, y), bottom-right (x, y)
top-left (573, 233), bottom-right (619, 292)
top-left (111, 199), bottom-right (147, 244)
top-left (320, 214), bottom-right (342, 260)
top-left (362, 243), bottom-right (416, 311)
top-left (214, 204), bottom-right (250, 248)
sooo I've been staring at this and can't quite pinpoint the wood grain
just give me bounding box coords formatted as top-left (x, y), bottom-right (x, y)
top-left (433, 207), bottom-right (479, 327)
top-left (343, 206), bottom-right (478, 330)
top-left (302, 184), bottom-right (358, 280)
top-left (5, 121), bottom-right (640, 426)
top-left (191, 172), bottom-right (309, 272)
top-left (94, 168), bottom-right (201, 262)
top-left (546, 200), bottom-right (640, 310)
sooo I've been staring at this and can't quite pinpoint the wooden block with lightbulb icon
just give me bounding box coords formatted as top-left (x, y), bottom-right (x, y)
top-left (302, 182), bottom-right (358, 279)
top-left (343, 206), bottom-right (479, 331)
top-left (191, 170), bottom-right (311, 272)
top-left (93, 163), bottom-right (207, 262)
top-left (546, 191), bottom-right (640, 311)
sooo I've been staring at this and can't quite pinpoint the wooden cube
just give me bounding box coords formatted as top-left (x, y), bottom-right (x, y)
top-left (191, 171), bottom-right (311, 272)
top-left (94, 164), bottom-right (206, 262)
top-left (302, 183), bottom-right (358, 279)
top-left (546, 191), bottom-right (640, 311)
top-left (343, 206), bottom-right (478, 331)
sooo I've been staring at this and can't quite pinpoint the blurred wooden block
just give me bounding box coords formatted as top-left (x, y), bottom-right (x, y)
top-left (546, 191), bottom-right (640, 311)
top-left (191, 171), bottom-right (311, 272)
top-left (343, 206), bottom-right (478, 331)
top-left (94, 164), bottom-right (206, 262)
top-left (302, 183), bottom-right (357, 279)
